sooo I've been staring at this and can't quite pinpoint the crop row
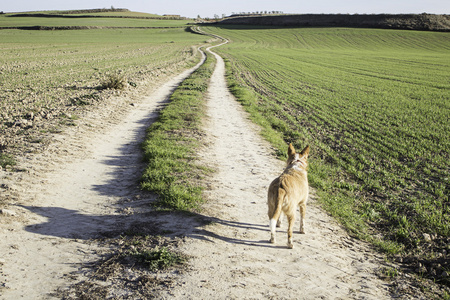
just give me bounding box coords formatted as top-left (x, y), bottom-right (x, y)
top-left (204, 26), bottom-right (449, 275)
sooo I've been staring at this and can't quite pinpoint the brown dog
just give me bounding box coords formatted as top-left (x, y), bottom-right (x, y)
top-left (268, 143), bottom-right (310, 249)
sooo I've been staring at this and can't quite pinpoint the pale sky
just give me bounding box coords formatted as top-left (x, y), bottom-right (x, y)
top-left (2, 0), bottom-right (449, 18)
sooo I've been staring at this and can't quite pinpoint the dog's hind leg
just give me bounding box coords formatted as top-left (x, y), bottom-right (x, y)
top-left (269, 188), bottom-right (286, 244)
top-left (268, 197), bottom-right (277, 243)
top-left (287, 214), bottom-right (295, 249)
top-left (270, 215), bottom-right (282, 243)
top-left (270, 218), bottom-right (277, 243)
top-left (299, 203), bottom-right (306, 234)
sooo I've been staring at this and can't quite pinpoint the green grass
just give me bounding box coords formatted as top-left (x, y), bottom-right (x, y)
top-left (0, 153), bottom-right (16, 168)
top-left (140, 50), bottom-right (215, 211)
top-left (2, 9), bottom-right (173, 19)
top-left (0, 10), bottom-right (191, 28)
top-left (128, 246), bottom-right (186, 271)
top-left (0, 15), bottom-right (191, 28)
top-left (202, 26), bottom-right (450, 259)
top-left (61, 11), bottom-right (164, 18)
top-left (118, 232), bottom-right (187, 271)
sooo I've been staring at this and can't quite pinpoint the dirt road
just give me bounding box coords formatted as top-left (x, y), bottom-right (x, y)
top-left (1, 42), bottom-right (395, 299)
top-left (0, 54), bottom-right (206, 299)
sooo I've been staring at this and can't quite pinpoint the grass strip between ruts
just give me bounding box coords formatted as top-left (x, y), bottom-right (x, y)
top-left (140, 49), bottom-right (215, 211)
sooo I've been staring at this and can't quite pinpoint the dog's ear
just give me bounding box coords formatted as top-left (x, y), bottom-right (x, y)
top-left (300, 145), bottom-right (310, 158)
top-left (288, 143), bottom-right (296, 156)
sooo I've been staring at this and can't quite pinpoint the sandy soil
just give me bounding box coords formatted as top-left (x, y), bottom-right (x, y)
top-left (0, 53), bottom-right (206, 299)
top-left (0, 43), bottom-right (404, 299)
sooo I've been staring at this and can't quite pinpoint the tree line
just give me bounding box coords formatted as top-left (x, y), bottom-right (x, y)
top-left (231, 11), bottom-right (284, 16)
top-left (202, 11), bottom-right (286, 21)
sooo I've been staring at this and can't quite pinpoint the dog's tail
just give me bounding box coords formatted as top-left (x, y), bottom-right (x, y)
top-left (270, 187), bottom-right (286, 236)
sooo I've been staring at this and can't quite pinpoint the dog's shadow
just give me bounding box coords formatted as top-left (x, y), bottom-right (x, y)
top-left (20, 204), bottom-right (285, 249)
top-left (19, 205), bottom-right (130, 240)
top-left (183, 215), bottom-right (288, 249)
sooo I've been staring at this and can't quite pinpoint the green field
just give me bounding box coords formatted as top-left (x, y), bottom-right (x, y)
top-left (0, 9), bottom-right (191, 28)
top-left (203, 25), bottom-right (449, 276)
top-left (1, 9), bottom-right (449, 292)
top-left (0, 15), bottom-right (191, 28)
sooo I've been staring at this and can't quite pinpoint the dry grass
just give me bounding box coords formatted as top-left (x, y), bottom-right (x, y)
top-left (99, 73), bottom-right (128, 90)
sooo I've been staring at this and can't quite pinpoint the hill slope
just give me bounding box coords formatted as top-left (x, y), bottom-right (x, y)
top-left (216, 14), bottom-right (450, 31)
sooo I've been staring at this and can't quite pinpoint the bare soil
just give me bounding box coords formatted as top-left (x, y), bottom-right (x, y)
top-left (0, 55), bottom-right (205, 299)
top-left (0, 44), bottom-right (437, 299)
